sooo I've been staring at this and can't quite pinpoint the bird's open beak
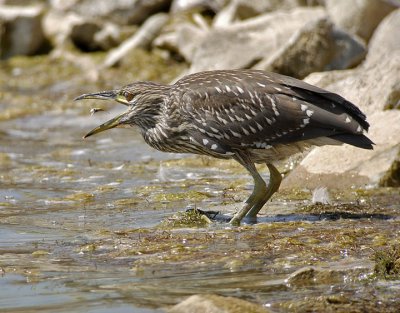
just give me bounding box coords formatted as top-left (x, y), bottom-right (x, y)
top-left (83, 112), bottom-right (126, 139)
top-left (75, 90), bottom-right (130, 105)
top-left (74, 90), bottom-right (117, 101)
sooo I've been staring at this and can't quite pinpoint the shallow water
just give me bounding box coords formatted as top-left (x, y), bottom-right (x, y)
top-left (1, 56), bottom-right (400, 313)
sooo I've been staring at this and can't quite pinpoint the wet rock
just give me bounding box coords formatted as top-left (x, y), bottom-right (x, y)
top-left (283, 110), bottom-right (400, 189)
top-left (168, 294), bottom-right (270, 313)
top-left (53, 0), bottom-right (172, 26)
top-left (104, 13), bottom-right (169, 67)
top-left (285, 267), bottom-right (346, 288)
top-left (0, 5), bottom-right (46, 59)
top-left (254, 18), bottom-right (366, 79)
top-left (187, 7), bottom-right (326, 73)
top-left (325, 0), bottom-right (398, 42)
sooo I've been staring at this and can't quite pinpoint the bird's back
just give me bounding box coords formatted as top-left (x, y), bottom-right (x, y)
top-left (166, 69), bottom-right (373, 161)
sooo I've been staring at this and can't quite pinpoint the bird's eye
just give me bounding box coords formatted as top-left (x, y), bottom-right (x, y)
top-left (123, 91), bottom-right (134, 102)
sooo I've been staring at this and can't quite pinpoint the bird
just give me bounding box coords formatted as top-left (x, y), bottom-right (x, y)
top-left (75, 69), bottom-right (374, 225)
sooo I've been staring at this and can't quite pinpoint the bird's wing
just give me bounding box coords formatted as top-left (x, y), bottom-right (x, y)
top-left (169, 70), bottom-right (371, 152)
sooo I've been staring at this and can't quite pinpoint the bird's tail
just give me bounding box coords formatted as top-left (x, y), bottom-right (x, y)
top-left (328, 134), bottom-right (374, 150)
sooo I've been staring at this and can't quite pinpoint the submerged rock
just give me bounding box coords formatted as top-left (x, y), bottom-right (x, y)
top-left (168, 294), bottom-right (270, 313)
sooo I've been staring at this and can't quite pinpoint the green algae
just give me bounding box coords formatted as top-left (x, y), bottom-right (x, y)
top-left (158, 209), bottom-right (211, 229)
top-left (373, 244), bottom-right (400, 279)
top-left (153, 190), bottom-right (214, 202)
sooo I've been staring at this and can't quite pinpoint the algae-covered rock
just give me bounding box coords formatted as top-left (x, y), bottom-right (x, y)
top-left (374, 245), bottom-right (400, 279)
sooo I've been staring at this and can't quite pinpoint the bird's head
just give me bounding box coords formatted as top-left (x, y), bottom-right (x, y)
top-left (75, 82), bottom-right (169, 138)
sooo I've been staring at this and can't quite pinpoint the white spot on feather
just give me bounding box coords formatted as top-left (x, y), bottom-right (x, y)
top-left (236, 86), bottom-right (244, 94)
top-left (303, 118), bottom-right (310, 125)
top-left (211, 144), bottom-right (218, 150)
top-left (242, 127), bottom-right (250, 136)
top-left (357, 125), bottom-right (362, 133)
top-left (230, 130), bottom-right (242, 138)
top-left (306, 110), bottom-right (314, 117)
top-left (203, 139), bottom-right (209, 145)
top-left (215, 87), bottom-right (222, 93)
top-left (257, 82), bottom-right (266, 87)
top-left (345, 116), bottom-right (351, 123)
top-left (225, 85), bottom-right (231, 92)
top-left (300, 104), bottom-right (308, 111)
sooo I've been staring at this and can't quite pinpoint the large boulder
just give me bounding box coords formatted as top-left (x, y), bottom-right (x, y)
top-left (254, 18), bottom-right (366, 79)
top-left (0, 5), bottom-right (46, 59)
top-left (187, 7), bottom-right (326, 73)
top-left (325, 0), bottom-right (398, 42)
top-left (365, 8), bottom-right (400, 70)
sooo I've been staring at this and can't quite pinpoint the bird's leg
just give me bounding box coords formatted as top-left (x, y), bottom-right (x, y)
top-left (245, 163), bottom-right (282, 219)
top-left (229, 154), bottom-right (267, 225)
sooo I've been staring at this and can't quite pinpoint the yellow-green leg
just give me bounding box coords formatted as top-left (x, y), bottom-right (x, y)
top-left (229, 153), bottom-right (267, 225)
top-left (245, 163), bottom-right (282, 218)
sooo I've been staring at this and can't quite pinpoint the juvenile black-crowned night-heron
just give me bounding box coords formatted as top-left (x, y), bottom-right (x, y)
top-left (75, 69), bottom-right (373, 225)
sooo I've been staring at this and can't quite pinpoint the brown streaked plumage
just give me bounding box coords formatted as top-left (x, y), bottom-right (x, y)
top-left (75, 69), bottom-right (374, 225)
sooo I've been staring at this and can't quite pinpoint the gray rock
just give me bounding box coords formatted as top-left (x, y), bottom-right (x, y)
top-left (214, 0), bottom-right (321, 27)
top-left (170, 0), bottom-right (226, 14)
top-left (188, 7), bottom-right (326, 73)
top-left (0, 5), bottom-right (46, 59)
top-left (70, 20), bottom-right (120, 51)
top-left (104, 13), bottom-right (169, 67)
top-left (282, 110), bottom-right (400, 189)
top-left (366, 8), bottom-right (400, 68)
top-left (325, 0), bottom-right (398, 42)
top-left (58, 0), bottom-right (171, 25)
top-left (254, 18), bottom-right (366, 79)
top-left (168, 294), bottom-right (270, 313)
